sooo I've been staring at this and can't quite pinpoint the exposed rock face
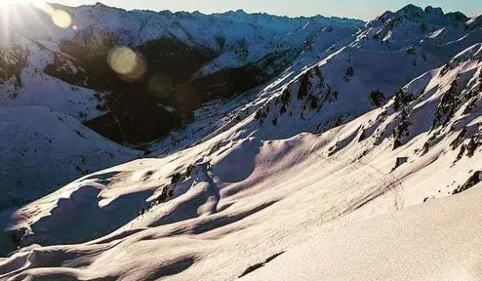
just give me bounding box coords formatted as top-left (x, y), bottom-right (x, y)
top-left (453, 171), bottom-right (482, 195)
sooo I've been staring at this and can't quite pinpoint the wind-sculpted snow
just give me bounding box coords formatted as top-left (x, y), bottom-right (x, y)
top-left (0, 4), bottom-right (482, 281)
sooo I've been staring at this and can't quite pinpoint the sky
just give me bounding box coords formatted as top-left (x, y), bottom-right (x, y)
top-left (50, 0), bottom-right (482, 20)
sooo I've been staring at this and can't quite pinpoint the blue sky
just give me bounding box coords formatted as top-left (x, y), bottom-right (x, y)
top-left (53, 0), bottom-right (481, 20)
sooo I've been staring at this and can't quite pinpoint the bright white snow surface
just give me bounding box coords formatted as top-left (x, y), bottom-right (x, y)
top-left (0, 4), bottom-right (481, 281)
top-left (241, 183), bottom-right (482, 281)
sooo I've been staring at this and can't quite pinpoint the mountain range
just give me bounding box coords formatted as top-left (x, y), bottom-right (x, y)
top-left (0, 2), bottom-right (481, 280)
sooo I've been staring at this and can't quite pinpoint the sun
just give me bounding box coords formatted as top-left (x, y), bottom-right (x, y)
top-left (1, 0), bottom-right (44, 6)
top-left (0, 0), bottom-right (73, 45)
top-left (1, 0), bottom-right (73, 29)
top-left (0, 0), bottom-right (47, 12)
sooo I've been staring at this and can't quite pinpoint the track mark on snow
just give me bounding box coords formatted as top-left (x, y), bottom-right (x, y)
top-left (238, 252), bottom-right (285, 278)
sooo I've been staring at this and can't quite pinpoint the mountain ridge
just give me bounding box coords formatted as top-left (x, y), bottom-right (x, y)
top-left (71, 2), bottom-right (366, 23)
top-left (0, 4), bottom-right (481, 280)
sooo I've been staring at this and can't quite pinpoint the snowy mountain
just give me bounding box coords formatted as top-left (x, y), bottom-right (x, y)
top-left (1, 3), bottom-right (363, 143)
top-left (150, 4), bottom-right (482, 154)
top-left (0, 2), bottom-right (362, 202)
top-left (1, 3), bottom-right (482, 281)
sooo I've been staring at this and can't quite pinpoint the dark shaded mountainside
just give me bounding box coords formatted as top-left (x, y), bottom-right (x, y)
top-left (0, 3), bottom-right (362, 144)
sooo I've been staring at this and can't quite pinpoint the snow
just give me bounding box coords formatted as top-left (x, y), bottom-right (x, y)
top-left (0, 67), bottom-right (102, 121)
top-left (0, 106), bottom-right (139, 212)
top-left (1, 42), bottom-right (481, 278)
top-left (148, 5), bottom-right (482, 156)
top-left (4, 3), bottom-right (362, 77)
top-left (241, 183), bottom-right (482, 281)
top-left (0, 3), bottom-right (364, 191)
top-left (0, 3), bottom-right (481, 281)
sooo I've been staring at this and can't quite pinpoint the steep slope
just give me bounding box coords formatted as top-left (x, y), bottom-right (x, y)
top-left (0, 43), bottom-right (103, 121)
top-left (244, 5), bottom-right (481, 140)
top-left (0, 106), bottom-right (139, 211)
top-left (1, 34), bottom-right (481, 280)
top-left (0, 41), bottom-right (137, 204)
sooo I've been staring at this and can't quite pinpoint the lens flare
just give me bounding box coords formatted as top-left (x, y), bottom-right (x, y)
top-left (108, 47), bottom-right (146, 80)
top-left (148, 73), bottom-right (174, 99)
top-left (51, 9), bottom-right (72, 28)
top-left (109, 47), bottom-right (138, 75)
top-left (33, 2), bottom-right (72, 29)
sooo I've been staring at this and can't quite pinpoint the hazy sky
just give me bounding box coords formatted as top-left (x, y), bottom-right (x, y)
top-left (52, 0), bottom-right (482, 20)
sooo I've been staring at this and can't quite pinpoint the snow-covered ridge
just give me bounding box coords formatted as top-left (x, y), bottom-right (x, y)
top-left (4, 2), bottom-right (364, 49)
top-left (373, 4), bottom-right (468, 27)
top-left (63, 2), bottom-right (363, 75)
top-left (0, 5), bottom-right (481, 280)
top-left (0, 2), bottom-right (364, 137)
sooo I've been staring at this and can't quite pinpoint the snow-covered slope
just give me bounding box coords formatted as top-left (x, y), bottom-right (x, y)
top-left (0, 2), bottom-right (363, 132)
top-left (241, 183), bottom-right (482, 281)
top-left (149, 5), bottom-right (482, 155)
top-left (1, 4), bottom-right (481, 281)
top-left (0, 42), bottom-right (137, 206)
top-left (1, 36), bottom-right (481, 279)
top-left (0, 106), bottom-right (139, 210)
top-left (0, 44), bottom-right (103, 121)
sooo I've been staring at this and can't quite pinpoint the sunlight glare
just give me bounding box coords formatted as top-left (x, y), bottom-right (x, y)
top-left (109, 47), bottom-right (139, 76)
top-left (32, 1), bottom-right (73, 29)
top-left (108, 47), bottom-right (146, 80)
top-left (51, 9), bottom-right (72, 28)
top-left (1, 0), bottom-right (46, 8)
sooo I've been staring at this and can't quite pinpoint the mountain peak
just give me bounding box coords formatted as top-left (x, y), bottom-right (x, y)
top-left (424, 6), bottom-right (444, 16)
top-left (398, 4), bottom-right (425, 16)
top-left (374, 4), bottom-right (468, 27)
top-left (227, 9), bottom-right (248, 16)
top-left (94, 2), bottom-right (109, 8)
